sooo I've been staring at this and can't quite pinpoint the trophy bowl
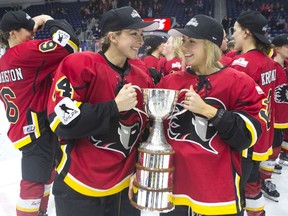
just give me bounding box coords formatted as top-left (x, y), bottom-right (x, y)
top-left (144, 88), bottom-right (177, 120)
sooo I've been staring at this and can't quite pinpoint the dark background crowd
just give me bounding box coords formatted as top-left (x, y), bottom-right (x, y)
top-left (0, 0), bottom-right (287, 51)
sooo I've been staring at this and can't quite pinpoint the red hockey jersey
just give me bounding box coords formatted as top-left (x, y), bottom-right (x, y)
top-left (47, 51), bottom-right (153, 197)
top-left (156, 67), bottom-right (266, 215)
top-left (274, 62), bottom-right (288, 129)
top-left (0, 39), bottom-right (76, 149)
top-left (156, 57), bottom-right (182, 76)
top-left (230, 50), bottom-right (279, 161)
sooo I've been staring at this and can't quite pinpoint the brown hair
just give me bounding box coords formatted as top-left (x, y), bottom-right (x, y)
top-left (100, 30), bottom-right (122, 53)
top-left (0, 30), bottom-right (10, 48)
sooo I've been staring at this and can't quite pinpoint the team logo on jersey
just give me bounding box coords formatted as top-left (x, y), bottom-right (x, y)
top-left (53, 30), bottom-right (70, 47)
top-left (172, 62), bottom-right (181, 69)
top-left (231, 57), bottom-right (248, 67)
top-left (54, 97), bottom-right (80, 125)
top-left (168, 98), bottom-right (226, 154)
top-left (89, 109), bottom-right (143, 157)
top-left (275, 83), bottom-right (288, 103)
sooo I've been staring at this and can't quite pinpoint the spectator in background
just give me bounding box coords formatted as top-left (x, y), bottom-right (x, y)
top-left (112, 0), bottom-right (118, 9)
top-left (221, 16), bottom-right (228, 33)
top-left (275, 15), bottom-right (286, 30)
top-left (0, 10), bottom-right (79, 216)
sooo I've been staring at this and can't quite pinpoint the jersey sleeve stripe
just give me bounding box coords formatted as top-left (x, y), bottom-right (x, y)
top-left (67, 39), bottom-right (78, 53)
top-left (235, 112), bottom-right (258, 148)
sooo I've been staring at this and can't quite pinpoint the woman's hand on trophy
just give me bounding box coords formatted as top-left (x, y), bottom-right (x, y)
top-left (128, 174), bottom-right (136, 200)
top-left (183, 85), bottom-right (217, 119)
top-left (115, 83), bottom-right (138, 112)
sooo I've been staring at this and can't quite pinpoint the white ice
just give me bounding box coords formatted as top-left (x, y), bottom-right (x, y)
top-left (0, 102), bottom-right (287, 216)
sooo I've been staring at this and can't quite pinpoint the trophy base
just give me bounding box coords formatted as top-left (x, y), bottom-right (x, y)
top-left (130, 199), bottom-right (174, 213)
top-left (131, 181), bottom-right (174, 213)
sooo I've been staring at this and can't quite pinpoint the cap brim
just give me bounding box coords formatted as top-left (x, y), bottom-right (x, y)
top-left (168, 28), bottom-right (203, 40)
top-left (253, 33), bottom-right (270, 45)
top-left (128, 21), bottom-right (159, 31)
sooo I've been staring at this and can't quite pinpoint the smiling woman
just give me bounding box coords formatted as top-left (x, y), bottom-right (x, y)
top-left (45, 6), bottom-right (158, 216)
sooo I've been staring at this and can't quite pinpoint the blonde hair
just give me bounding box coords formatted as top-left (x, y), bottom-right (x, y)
top-left (203, 40), bottom-right (223, 70)
top-left (170, 36), bottom-right (184, 59)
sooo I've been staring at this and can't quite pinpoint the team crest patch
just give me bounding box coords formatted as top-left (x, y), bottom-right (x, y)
top-left (53, 30), bottom-right (70, 47)
top-left (54, 97), bottom-right (80, 125)
top-left (231, 57), bottom-right (248, 67)
top-left (23, 125), bottom-right (35, 135)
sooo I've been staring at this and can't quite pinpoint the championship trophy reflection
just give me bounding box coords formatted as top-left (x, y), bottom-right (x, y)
top-left (131, 88), bottom-right (184, 214)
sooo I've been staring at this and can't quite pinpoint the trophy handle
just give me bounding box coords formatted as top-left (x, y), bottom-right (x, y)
top-left (131, 85), bottom-right (149, 117)
top-left (169, 89), bottom-right (188, 118)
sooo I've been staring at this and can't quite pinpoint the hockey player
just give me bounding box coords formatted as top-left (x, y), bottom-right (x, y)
top-left (153, 14), bottom-right (267, 216)
top-left (258, 33), bottom-right (288, 202)
top-left (156, 36), bottom-right (184, 76)
top-left (0, 10), bottom-right (79, 216)
top-left (229, 11), bottom-right (283, 215)
top-left (271, 34), bottom-right (288, 167)
top-left (47, 6), bottom-right (158, 216)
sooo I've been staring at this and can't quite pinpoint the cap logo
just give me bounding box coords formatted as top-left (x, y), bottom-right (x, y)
top-left (262, 25), bottom-right (268, 33)
top-left (186, 18), bottom-right (198, 27)
top-left (131, 9), bottom-right (141, 19)
top-left (25, 13), bottom-right (31, 20)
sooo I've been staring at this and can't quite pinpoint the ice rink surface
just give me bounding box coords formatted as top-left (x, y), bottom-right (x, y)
top-left (0, 103), bottom-right (287, 216)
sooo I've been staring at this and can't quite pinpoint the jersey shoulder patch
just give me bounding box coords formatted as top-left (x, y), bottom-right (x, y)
top-left (53, 30), bottom-right (70, 47)
top-left (54, 97), bottom-right (80, 125)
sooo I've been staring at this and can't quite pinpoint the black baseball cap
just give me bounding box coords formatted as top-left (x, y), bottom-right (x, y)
top-left (0, 10), bottom-right (35, 32)
top-left (145, 36), bottom-right (167, 50)
top-left (168, 14), bottom-right (223, 47)
top-left (272, 34), bottom-right (288, 47)
top-left (237, 10), bottom-right (270, 45)
top-left (100, 6), bottom-right (159, 35)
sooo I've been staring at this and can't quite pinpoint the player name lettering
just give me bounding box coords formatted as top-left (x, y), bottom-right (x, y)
top-left (261, 69), bottom-right (276, 85)
top-left (0, 68), bottom-right (23, 83)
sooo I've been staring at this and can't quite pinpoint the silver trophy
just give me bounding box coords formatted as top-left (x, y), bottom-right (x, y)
top-left (131, 88), bottom-right (186, 213)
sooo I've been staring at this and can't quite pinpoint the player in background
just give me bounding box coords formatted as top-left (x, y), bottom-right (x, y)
top-left (141, 35), bottom-right (166, 68)
top-left (156, 36), bottom-right (184, 76)
top-left (220, 29), bottom-right (233, 66)
top-left (0, 10), bottom-right (79, 216)
top-left (153, 14), bottom-right (266, 216)
top-left (271, 34), bottom-right (288, 167)
top-left (47, 6), bottom-right (158, 216)
top-left (229, 11), bottom-right (281, 216)
top-left (141, 35), bottom-right (166, 84)
top-left (258, 33), bottom-right (288, 202)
